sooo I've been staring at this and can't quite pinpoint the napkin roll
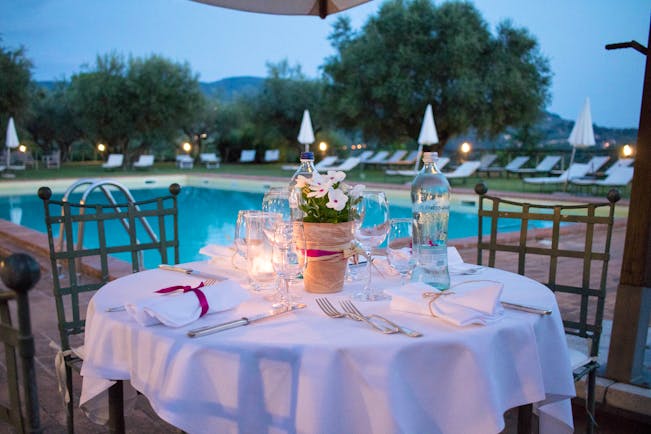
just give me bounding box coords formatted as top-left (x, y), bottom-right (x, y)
top-left (388, 281), bottom-right (504, 326)
top-left (125, 279), bottom-right (249, 327)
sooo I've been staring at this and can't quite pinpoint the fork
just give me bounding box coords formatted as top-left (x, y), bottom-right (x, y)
top-left (339, 300), bottom-right (422, 337)
top-left (315, 298), bottom-right (397, 334)
top-left (106, 278), bottom-right (217, 312)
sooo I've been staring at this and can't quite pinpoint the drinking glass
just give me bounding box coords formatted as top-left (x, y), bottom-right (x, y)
top-left (271, 222), bottom-right (306, 310)
top-left (352, 191), bottom-right (390, 301)
top-left (262, 187), bottom-right (291, 221)
top-left (244, 211), bottom-right (282, 291)
top-left (387, 218), bottom-right (414, 284)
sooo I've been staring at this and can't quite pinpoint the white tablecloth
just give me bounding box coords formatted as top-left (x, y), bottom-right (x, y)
top-left (80, 259), bottom-right (575, 434)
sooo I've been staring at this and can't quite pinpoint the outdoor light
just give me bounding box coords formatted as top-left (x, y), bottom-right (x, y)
top-left (622, 144), bottom-right (634, 157)
top-left (97, 143), bottom-right (106, 152)
top-left (182, 142), bottom-right (192, 153)
top-left (460, 142), bottom-right (471, 154)
top-left (18, 145), bottom-right (26, 153)
top-left (319, 141), bottom-right (328, 152)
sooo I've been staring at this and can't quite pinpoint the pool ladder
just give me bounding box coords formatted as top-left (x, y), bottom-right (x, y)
top-left (57, 178), bottom-right (159, 271)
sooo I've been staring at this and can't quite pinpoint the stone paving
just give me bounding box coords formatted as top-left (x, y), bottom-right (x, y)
top-left (0, 182), bottom-right (648, 433)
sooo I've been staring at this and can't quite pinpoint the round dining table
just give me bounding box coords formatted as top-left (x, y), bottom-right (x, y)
top-left (80, 255), bottom-right (575, 434)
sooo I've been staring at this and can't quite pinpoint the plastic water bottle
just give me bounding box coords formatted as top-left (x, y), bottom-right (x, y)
top-left (410, 152), bottom-right (451, 290)
top-left (289, 151), bottom-right (317, 220)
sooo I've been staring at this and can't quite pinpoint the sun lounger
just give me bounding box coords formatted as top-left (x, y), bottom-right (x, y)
top-left (200, 153), bottom-right (221, 168)
top-left (584, 156), bottom-right (610, 175)
top-left (571, 166), bottom-right (634, 188)
top-left (133, 154), bottom-right (154, 169)
top-left (281, 155), bottom-right (339, 172)
top-left (443, 161), bottom-right (482, 180)
top-left (102, 154), bottom-right (124, 170)
top-left (376, 150), bottom-right (408, 166)
top-left (358, 150), bottom-right (375, 163)
top-left (239, 149), bottom-right (256, 163)
top-left (482, 156), bottom-right (530, 177)
top-left (523, 163), bottom-right (591, 185)
top-left (264, 149), bottom-right (280, 163)
top-left (476, 154), bottom-right (499, 173)
top-left (510, 155), bottom-right (561, 177)
top-left (176, 154), bottom-right (194, 169)
top-left (385, 157), bottom-right (450, 177)
top-left (364, 151), bottom-right (390, 165)
top-left (319, 157), bottom-right (361, 172)
top-left (604, 158), bottom-right (634, 175)
top-left (390, 150), bottom-right (420, 166)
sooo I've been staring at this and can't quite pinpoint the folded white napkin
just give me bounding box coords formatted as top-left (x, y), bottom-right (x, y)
top-left (125, 280), bottom-right (249, 327)
top-left (387, 281), bottom-right (504, 326)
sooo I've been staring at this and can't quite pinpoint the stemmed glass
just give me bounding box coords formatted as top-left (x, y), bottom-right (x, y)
top-left (352, 190), bottom-right (390, 301)
top-left (233, 209), bottom-right (255, 269)
top-left (387, 218), bottom-right (414, 284)
top-left (271, 222), bottom-right (306, 310)
top-left (262, 187), bottom-right (291, 221)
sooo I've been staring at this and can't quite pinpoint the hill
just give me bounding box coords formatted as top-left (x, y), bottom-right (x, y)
top-left (199, 76), bottom-right (264, 101)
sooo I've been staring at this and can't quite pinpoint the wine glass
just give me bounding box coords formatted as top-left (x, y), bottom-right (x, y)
top-left (352, 191), bottom-right (390, 301)
top-left (387, 218), bottom-right (414, 284)
top-left (271, 222), bottom-right (306, 310)
top-left (262, 187), bottom-right (291, 221)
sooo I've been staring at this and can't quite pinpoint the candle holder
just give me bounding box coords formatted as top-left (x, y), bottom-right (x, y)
top-left (245, 211), bottom-right (281, 291)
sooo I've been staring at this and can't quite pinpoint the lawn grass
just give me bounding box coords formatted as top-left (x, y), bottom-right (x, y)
top-left (0, 160), bottom-right (629, 199)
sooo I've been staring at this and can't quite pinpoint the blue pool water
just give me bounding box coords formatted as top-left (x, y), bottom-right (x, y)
top-left (0, 186), bottom-right (529, 267)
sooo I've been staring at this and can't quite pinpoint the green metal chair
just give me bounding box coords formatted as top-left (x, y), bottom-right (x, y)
top-left (474, 183), bottom-right (619, 434)
top-left (0, 253), bottom-right (42, 433)
top-left (38, 182), bottom-right (181, 434)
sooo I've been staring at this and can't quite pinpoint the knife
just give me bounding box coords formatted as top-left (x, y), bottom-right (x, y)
top-left (158, 264), bottom-right (227, 281)
top-left (187, 303), bottom-right (307, 338)
top-left (501, 301), bottom-right (552, 315)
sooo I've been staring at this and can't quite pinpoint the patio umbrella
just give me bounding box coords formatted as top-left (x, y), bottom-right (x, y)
top-left (297, 109), bottom-right (315, 152)
top-left (191, 0), bottom-right (370, 19)
top-left (415, 104), bottom-right (439, 171)
top-left (5, 117), bottom-right (19, 167)
top-left (564, 97), bottom-right (595, 190)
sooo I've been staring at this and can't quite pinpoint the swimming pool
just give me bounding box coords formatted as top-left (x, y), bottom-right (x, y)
top-left (0, 184), bottom-right (529, 267)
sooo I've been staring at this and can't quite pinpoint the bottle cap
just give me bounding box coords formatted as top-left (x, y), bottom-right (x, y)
top-left (300, 152), bottom-right (314, 161)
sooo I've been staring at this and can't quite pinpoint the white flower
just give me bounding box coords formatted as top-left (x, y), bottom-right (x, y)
top-left (306, 174), bottom-right (332, 198)
top-left (326, 188), bottom-right (348, 211)
top-left (324, 170), bottom-right (346, 184)
top-left (295, 175), bottom-right (309, 189)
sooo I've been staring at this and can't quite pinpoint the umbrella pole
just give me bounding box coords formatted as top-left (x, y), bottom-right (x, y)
top-left (563, 147), bottom-right (577, 192)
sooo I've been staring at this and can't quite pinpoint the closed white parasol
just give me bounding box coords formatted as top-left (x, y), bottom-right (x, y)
top-left (415, 104), bottom-right (439, 171)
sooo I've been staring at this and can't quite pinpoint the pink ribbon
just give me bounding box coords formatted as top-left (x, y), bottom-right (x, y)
top-left (155, 282), bottom-right (209, 317)
top-left (305, 249), bottom-right (339, 257)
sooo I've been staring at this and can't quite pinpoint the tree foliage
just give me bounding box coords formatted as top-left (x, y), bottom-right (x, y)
top-left (67, 52), bottom-right (203, 162)
top-left (0, 39), bottom-right (33, 129)
top-left (323, 0), bottom-right (551, 152)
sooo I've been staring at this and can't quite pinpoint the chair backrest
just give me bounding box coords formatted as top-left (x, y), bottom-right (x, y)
top-left (200, 153), bottom-right (219, 162)
top-left (44, 150), bottom-right (61, 168)
top-left (585, 156), bottom-right (610, 174)
top-left (264, 149), bottom-right (280, 162)
top-left (504, 156), bottom-right (530, 171)
top-left (436, 157), bottom-right (450, 170)
top-left (334, 157), bottom-right (361, 171)
top-left (358, 150), bottom-right (375, 162)
top-left (558, 163), bottom-right (590, 181)
top-left (240, 149), bottom-right (256, 163)
top-left (136, 155), bottom-right (154, 165)
top-left (478, 154), bottom-right (498, 169)
top-left (38, 184), bottom-right (181, 353)
top-left (314, 155), bottom-right (338, 170)
top-left (106, 154), bottom-right (124, 166)
top-left (367, 150), bottom-right (389, 163)
top-left (402, 150), bottom-right (420, 163)
top-left (601, 166), bottom-right (634, 185)
top-left (534, 155), bottom-right (561, 171)
top-left (386, 150), bottom-right (408, 163)
top-left (0, 254), bottom-right (42, 433)
top-left (447, 161), bottom-right (481, 177)
top-left (605, 158), bottom-right (634, 175)
top-left (475, 184), bottom-right (620, 357)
